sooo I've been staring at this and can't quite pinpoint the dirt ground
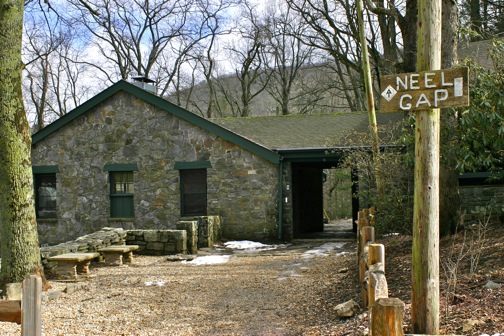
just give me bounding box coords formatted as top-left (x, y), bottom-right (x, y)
top-left (0, 220), bottom-right (503, 336)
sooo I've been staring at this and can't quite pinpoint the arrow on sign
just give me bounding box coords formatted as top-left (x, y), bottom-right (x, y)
top-left (381, 85), bottom-right (397, 102)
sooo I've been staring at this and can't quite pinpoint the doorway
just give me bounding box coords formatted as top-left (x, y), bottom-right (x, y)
top-left (291, 163), bottom-right (354, 238)
top-left (292, 164), bottom-right (324, 236)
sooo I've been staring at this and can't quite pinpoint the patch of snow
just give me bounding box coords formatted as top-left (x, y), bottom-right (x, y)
top-left (184, 255), bottom-right (231, 265)
top-left (145, 281), bottom-right (165, 286)
top-left (302, 242), bottom-right (346, 259)
top-left (222, 240), bottom-right (288, 252)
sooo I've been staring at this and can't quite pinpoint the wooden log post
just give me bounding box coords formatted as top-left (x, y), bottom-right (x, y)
top-left (368, 244), bottom-right (388, 309)
top-left (368, 207), bottom-right (376, 225)
top-left (412, 0), bottom-right (442, 333)
top-left (357, 210), bottom-right (368, 265)
top-left (21, 275), bottom-right (42, 336)
top-left (372, 297), bottom-right (405, 336)
top-left (368, 243), bottom-right (385, 270)
top-left (360, 226), bottom-right (375, 307)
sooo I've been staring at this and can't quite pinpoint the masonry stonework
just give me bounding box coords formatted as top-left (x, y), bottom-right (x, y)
top-left (460, 184), bottom-right (504, 225)
top-left (32, 92), bottom-right (278, 244)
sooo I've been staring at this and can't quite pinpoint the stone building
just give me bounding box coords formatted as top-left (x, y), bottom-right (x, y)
top-left (31, 80), bottom-right (404, 244)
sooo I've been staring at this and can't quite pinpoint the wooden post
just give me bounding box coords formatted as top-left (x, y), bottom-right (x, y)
top-left (412, 0), bottom-right (441, 333)
top-left (368, 244), bottom-right (388, 309)
top-left (360, 226), bottom-right (375, 307)
top-left (368, 243), bottom-right (385, 270)
top-left (21, 275), bottom-right (42, 336)
top-left (372, 297), bottom-right (405, 336)
top-left (357, 210), bottom-right (368, 266)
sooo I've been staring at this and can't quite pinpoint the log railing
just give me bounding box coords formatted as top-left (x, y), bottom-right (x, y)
top-left (356, 208), bottom-right (460, 336)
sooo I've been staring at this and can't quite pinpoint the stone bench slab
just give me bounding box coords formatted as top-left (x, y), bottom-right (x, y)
top-left (47, 252), bottom-right (100, 280)
top-left (98, 245), bottom-right (139, 266)
top-left (97, 245), bottom-right (139, 253)
top-left (47, 252), bottom-right (100, 262)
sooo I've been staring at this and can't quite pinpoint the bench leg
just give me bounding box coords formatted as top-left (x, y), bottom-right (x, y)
top-left (104, 252), bottom-right (123, 266)
top-left (76, 260), bottom-right (93, 275)
top-left (55, 262), bottom-right (78, 280)
top-left (123, 251), bottom-right (134, 264)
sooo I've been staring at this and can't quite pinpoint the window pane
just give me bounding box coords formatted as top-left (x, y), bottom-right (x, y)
top-left (35, 174), bottom-right (57, 218)
top-left (110, 195), bottom-right (134, 218)
top-left (110, 172), bottom-right (134, 194)
top-left (180, 169), bottom-right (207, 216)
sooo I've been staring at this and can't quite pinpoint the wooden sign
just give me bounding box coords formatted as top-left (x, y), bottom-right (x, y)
top-left (380, 67), bottom-right (469, 112)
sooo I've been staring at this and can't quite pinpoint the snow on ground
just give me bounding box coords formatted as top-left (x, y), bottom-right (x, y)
top-left (185, 240), bottom-right (347, 270)
top-left (222, 240), bottom-right (288, 252)
top-left (184, 255), bottom-right (231, 265)
top-left (301, 242), bottom-right (346, 259)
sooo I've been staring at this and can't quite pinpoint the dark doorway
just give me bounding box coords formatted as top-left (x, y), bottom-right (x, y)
top-left (292, 164), bottom-right (324, 236)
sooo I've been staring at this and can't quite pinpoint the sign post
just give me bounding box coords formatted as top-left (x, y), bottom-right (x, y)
top-left (379, 60), bottom-right (470, 335)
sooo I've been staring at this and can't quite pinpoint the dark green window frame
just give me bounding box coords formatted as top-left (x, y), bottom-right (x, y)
top-left (105, 164), bottom-right (138, 219)
top-left (33, 166), bottom-right (59, 219)
top-left (176, 161), bottom-right (210, 217)
top-left (34, 173), bottom-right (57, 219)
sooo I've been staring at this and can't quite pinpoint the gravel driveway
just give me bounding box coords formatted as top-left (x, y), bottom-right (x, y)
top-left (0, 239), bottom-right (358, 336)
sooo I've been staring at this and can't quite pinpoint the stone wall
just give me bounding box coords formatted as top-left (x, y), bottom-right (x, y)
top-left (32, 91), bottom-right (279, 244)
top-left (40, 228), bottom-right (127, 271)
top-left (126, 230), bottom-right (187, 255)
top-left (40, 228), bottom-right (191, 272)
top-left (460, 184), bottom-right (504, 225)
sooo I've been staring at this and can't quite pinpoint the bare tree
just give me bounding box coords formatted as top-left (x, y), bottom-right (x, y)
top-left (263, 3), bottom-right (314, 115)
top-left (66, 0), bottom-right (237, 97)
top-left (286, 0), bottom-right (378, 111)
top-left (460, 0), bottom-right (504, 39)
top-left (216, 1), bottom-right (272, 117)
top-left (23, 1), bottom-right (102, 130)
top-left (167, 0), bottom-right (237, 116)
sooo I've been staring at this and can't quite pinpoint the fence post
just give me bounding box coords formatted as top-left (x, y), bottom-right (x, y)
top-left (368, 244), bottom-right (388, 309)
top-left (372, 297), bottom-right (405, 336)
top-left (21, 275), bottom-right (42, 336)
top-left (357, 210), bottom-right (368, 264)
top-left (360, 225), bottom-right (375, 307)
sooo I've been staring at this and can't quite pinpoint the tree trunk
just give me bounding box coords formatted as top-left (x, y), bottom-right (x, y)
top-left (0, 0), bottom-right (42, 290)
top-left (400, 0), bottom-right (418, 72)
top-left (440, 0), bottom-right (461, 236)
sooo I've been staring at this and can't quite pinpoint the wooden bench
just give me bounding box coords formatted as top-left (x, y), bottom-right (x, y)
top-left (47, 252), bottom-right (100, 280)
top-left (98, 245), bottom-right (139, 266)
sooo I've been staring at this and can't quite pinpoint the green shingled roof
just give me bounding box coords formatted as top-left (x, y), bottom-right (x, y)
top-left (212, 112), bottom-right (406, 150)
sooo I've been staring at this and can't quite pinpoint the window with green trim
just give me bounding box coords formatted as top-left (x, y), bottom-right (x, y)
top-left (110, 171), bottom-right (134, 218)
top-left (34, 174), bottom-right (57, 218)
top-left (180, 169), bottom-right (207, 216)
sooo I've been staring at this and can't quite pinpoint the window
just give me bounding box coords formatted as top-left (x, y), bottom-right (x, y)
top-left (34, 173), bottom-right (57, 219)
top-left (109, 171), bottom-right (135, 218)
top-left (104, 164), bottom-right (138, 219)
top-left (180, 169), bottom-right (207, 216)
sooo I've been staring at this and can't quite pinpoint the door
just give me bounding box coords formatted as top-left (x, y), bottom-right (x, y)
top-left (292, 164), bottom-right (324, 236)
